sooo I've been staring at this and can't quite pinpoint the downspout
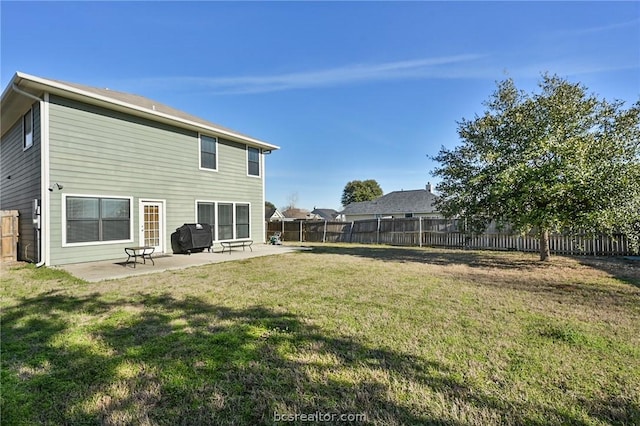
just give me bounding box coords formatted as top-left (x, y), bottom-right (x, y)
top-left (11, 84), bottom-right (48, 267)
top-left (261, 149), bottom-right (272, 244)
top-left (261, 149), bottom-right (266, 243)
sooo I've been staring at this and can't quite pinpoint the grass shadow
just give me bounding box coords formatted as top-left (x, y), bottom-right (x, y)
top-left (304, 244), bottom-right (640, 311)
top-left (2, 287), bottom-right (626, 425)
top-left (575, 256), bottom-right (640, 289)
top-left (306, 244), bottom-right (543, 270)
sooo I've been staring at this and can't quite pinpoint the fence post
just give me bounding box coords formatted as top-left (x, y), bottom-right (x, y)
top-left (323, 220), bottom-right (327, 243)
top-left (349, 221), bottom-right (354, 243)
top-left (324, 217), bottom-right (627, 255)
top-left (300, 220), bottom-right (303, 243)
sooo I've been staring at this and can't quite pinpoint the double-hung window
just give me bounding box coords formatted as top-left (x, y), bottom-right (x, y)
top-left (200, 135), bottom-right (217, 170)
top-left (66, 196), bottom-right (131, 244)
top-left (218, 203), bottom-right (234, 240)
top-left (197, 201), bottom-right (216, 239)
top-left (235, 204), bottom-right (250, 238)
top-left (197, 202), bottom-right (215, 227)
top-left (247, 146), bottom-right (260, 177)
top-left (23, 108), bottom-right (33, 150)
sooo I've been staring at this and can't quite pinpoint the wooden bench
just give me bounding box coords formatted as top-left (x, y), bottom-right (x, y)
top-left (124, 246), bottom-right (155, 267)
top-left (220, 240), bottom-right (253, 254)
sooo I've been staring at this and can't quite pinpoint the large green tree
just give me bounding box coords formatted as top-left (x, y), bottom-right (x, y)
top-left (341, 179), bottom-right (383, 207)
top-left (432, 74), bottom-right (640, 261)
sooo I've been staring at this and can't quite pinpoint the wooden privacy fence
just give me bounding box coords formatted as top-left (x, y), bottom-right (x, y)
top-left (1, 210), bottom-right (19, 263)
top-left (266, 218), bottom-right (636, 256)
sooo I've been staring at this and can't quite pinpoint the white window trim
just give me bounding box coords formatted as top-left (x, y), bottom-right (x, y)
top-left (62, 194), bottom-right (134, 247)
top-left (217, 202), bottom-right (235, 241)
top-left (195, 200), bottom-right (251, 241)
top-left (198, 134), bottom-right (218, 172)
top-left (195, 199), bottom-right (217, 241)
top-left (246, 146), bottom-right (261, 178)
top-left (234, 202), bottom-right (252, 240)
top-left (23, 106), bottom-right (34, 151)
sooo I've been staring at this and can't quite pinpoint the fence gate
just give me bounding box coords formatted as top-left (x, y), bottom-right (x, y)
top-left (1, 210), bottom-right (19, 263)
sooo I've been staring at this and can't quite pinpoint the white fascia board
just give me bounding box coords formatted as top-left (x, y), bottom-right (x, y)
top-left (11, 72), bottom-right (280, 151)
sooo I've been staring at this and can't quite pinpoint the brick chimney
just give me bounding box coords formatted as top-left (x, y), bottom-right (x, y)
top-left (426, 182), bottom-right (433, 193)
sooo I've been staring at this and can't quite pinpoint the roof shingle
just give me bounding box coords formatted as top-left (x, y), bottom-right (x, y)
top-left (341, 189), bottom-right (437, 215)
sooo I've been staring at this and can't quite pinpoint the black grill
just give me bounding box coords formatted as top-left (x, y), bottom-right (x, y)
top-left (171, 223), bottom-right (213, 254)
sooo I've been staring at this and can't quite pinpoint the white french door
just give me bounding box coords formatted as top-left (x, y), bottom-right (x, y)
top-left (139, 200), bottom-right (164, 252)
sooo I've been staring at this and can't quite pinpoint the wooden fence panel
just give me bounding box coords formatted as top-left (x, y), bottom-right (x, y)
top-left (1, 210), bottom-right (20, 263)
top-left (325, 222), bottom-right (350, 242)
top-left (266, 221), bottom-right (305, 242)
top-left (265, 218), bottom-right (635, 255)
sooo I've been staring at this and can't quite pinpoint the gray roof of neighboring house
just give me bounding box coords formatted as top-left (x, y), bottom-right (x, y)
top-left (311, 208), bottom-right (339, 220)
top-left (282, 208), bottom-right (313, 220)
top-left (341, 189), bottom-right (438, 215)
top-left (2, 72), bottom-right (279, 150)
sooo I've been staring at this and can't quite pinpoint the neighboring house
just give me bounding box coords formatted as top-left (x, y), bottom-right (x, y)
top-left (341, 183), bottom-right (441, 222)
top-left (311, 208), bottom-right (341, 221)
top-left (281, 208), bottom-right (320, 221)
top-left (0, 72), bottom-right (279, 266)
top-left (265, 205), bottom-right (285, 222)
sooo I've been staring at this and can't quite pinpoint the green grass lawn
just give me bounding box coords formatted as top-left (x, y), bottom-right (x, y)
top-left (1, 244), bottom-right (639, 425)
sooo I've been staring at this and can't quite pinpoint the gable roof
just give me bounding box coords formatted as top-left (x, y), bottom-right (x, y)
top-left (1, 72), bottom-right (279, 151)
top-left (265, 205), bottom-right (277, 220)
top-left (265, 206), bottom-right (285, 220)
top-left (341, 189), bottom-right (438, 215)
top-left (311, 208), bottom-right (340, 221)
top-left (281, 208), bottom-right (320, 220)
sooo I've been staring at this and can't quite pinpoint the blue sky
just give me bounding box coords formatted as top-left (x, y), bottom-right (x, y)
top-left (1, 1), bottom-right (638, 211)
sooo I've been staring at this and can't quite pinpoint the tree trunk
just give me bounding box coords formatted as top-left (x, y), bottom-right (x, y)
top-left (539, 229), bottom-right (551, 261)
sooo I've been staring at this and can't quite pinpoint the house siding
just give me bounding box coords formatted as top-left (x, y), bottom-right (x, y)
top-left (0, 102), bottom-right (41, 262)
top-left (47, 95), bottom-right (264, 265)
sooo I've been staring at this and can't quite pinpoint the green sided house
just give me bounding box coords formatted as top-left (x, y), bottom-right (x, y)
top-left (0, 72), bottom-right (279, 266)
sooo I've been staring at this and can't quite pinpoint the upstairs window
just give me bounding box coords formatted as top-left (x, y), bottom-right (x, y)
top-left (200, 135), bottom-right (217, 170)
top-left (23, 108), bottom-right (33, 150)
top-left (247, 146), bottom-right (260, 176)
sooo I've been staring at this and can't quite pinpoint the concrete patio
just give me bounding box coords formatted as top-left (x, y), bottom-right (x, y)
top-left (58, 244), bottom-right (303, 282)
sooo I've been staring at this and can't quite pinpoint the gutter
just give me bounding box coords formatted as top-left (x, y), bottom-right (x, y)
top-left (11, 83), bottom-right (41, 103)
top-left (11, 83), bottom-right (48, 267)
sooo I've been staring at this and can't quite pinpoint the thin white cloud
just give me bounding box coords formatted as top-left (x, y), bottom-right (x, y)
top-left (555, 18), bottom-right (640, 37)
top-left (142, 54), bottom-right (486, 94)
top-left (128, 47), bottom-right (637, 97)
